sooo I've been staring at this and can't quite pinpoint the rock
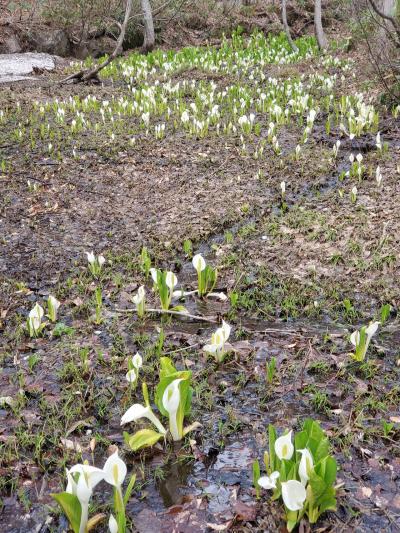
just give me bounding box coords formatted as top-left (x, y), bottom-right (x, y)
top-left (72, 36), bottom-right (117, 59)
top-left (0, 24), bottom-right (22, 54)
top-left (27, 28), bottom-right (71, 57)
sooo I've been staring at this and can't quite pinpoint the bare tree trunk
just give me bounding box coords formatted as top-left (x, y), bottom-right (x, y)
top-left (282, 0), bottom-right (298, 52)
top-left (62, 0), bottom-right (133, 83)
top-left (314, 0), bottom-right (328, 50)
top-left (141, 0), bottom-right (155, 53)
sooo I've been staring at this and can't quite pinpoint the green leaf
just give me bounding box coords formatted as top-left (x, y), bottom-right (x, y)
top-left (287, 519), bottom-right (298, 532)
top-left (159, 357), bottom-right (177, 379)
top-left (307, 471), bottom-right (328, 504)
top-left (313, 436), bottom-right (330, 462)
top-left (51, 492), bottom-right (81, 533)
top-left (286, 511), bottom-right (300, 532)
top-left (315, 456), bottom-right (337, 486)
top-left (317, 487), bottom-right (337, 515)
top-left (155, 369), bottom-right (192, 417)
top-left (253, 460), bottom-right (261, 499)
top-left (170, 305), bottom-right (187, 312)
top-left (123, 472), bottom-right (137, 506)
top-left (294, 429), bottom-right (308, 451)
top-left (268, 424), bottom-right (277, 472)
top-left (124, 429), bottom-right (164, 451)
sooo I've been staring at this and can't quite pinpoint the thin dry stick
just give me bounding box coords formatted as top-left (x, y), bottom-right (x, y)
top-left (115, 307), bottom-right (218, 323)
top-left (163, 342), bottom-right (200, 355)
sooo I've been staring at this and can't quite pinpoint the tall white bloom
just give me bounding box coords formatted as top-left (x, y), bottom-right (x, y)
top-left (297, 448), bottom-right (314, 485)
top-left (192, 254), bottom-right (206, 273)
top-left (281, 480), bottom-right (307, 511)
top-left (162, 379), bottom-right (183, 441)
top-left (166, 271), bottom-right (177, 289)
top-left (109, 514), bottom-right (118, 533)
top-left (274, 431), bottom-right (294, 461)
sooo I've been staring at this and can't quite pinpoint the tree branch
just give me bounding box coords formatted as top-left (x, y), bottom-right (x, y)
top-left (61, 0), bottom-right (133, 84)
top-left (367, 0), bottom-right (400, 39)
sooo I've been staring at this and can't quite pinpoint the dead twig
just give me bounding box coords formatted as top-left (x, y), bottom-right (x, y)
top-left (114, 307), bottom-right (218, 323)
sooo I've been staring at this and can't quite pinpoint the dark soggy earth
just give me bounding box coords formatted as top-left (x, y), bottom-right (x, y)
top-left (1, 37), bottom-right (400, 533)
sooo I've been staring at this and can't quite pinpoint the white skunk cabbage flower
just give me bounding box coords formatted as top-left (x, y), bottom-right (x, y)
top-left (103, 450), bottom-right (127, 490)
top-left (126, 369), bottom-right (137, 383)
top-left (126, 352), bottom-right (143, 383)
top-left (192, 254), bottom-right (206, 273)
top-left (162, 378), bottom-right (184, 441)
top-left (132, 352), bottom-right (143, 369)
top-left (274, 430), bottom-right (294, 460)
top-left (47, 295), bottom-right (60, 322)
top-left (132, 286), bottom-right (146, 318)
top-left (281, 480), bottom-right (307, 511)
top-left (28, 303), bottom-right (44, 334)
top-left (203, 321), bottom-right (231, 362)
top-left (86, 252), bottom-right (105, 276)
top-left (132, 286), bottom-right (145, 305)
top-left (350, 321), bottom-right (379, 361)
top-left (120, 403), bottom-right (166, 434)
top-left (166, 271), bottom-right (177, 289)
top-left (108, 514), bottom-right (118, 533)
top-left (297, 448), bottom-right (314, 485)
top-left (150, 267), bottom-right (158, 284)
top-left (86, 251), bottom-right (95, 264)
top-left (68, 464), bottom-right (104, 492)
top-left (258, 471), bottom-right (280, 490)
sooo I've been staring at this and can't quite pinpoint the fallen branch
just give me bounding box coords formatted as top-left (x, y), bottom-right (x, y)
top-left (60, 0), bottom-right (133, 84)
top-left (114, 307), bottom-right (218, 323)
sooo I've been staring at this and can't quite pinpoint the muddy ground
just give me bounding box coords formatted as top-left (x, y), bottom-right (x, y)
top-left (1, 37), bottom-right (400, 533)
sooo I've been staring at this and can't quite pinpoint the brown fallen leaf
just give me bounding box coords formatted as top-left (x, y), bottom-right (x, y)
top-left (136, 509), bottom-right (163, 533)
top-left (233, 500), bottom-right (258, 521)
top-left (231, 340), bottom-right (253, 358)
